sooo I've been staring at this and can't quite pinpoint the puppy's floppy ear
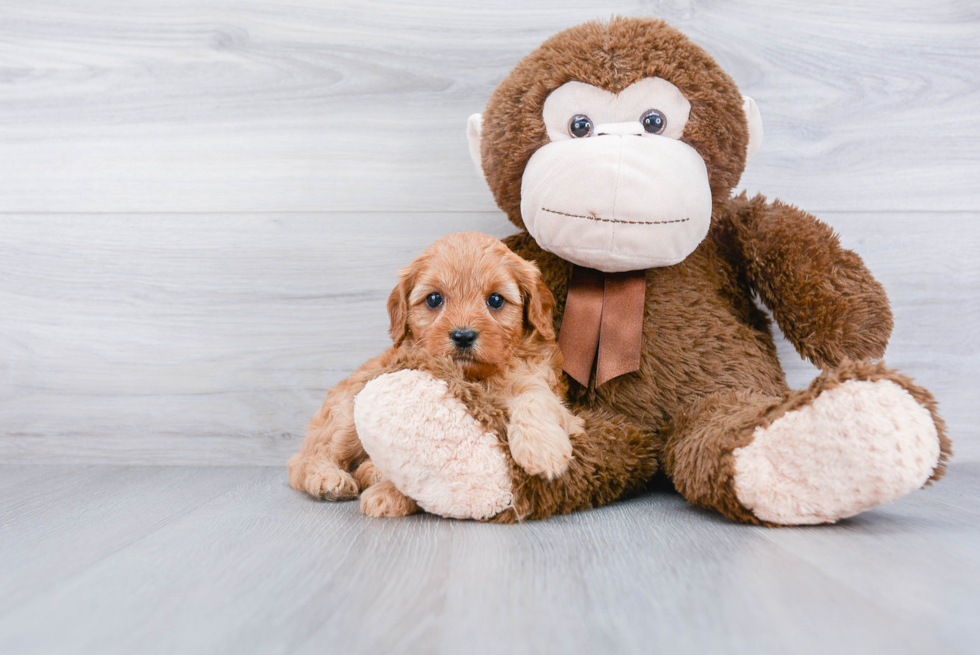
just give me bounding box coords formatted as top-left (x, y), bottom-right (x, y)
top-left (513, 258), bottom-right (556, 342)
top-left (387, 264), bottom-right (416, 346)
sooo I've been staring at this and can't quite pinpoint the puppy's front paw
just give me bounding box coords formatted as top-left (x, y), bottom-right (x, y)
top-left (508, 419), bottom-right (573, 480)
top-left (360, 480), bottom-right (419, 518)
top-left (288, 456), bottom-right (359, 501)
top-left (563, 410), bottom-right (587, 438)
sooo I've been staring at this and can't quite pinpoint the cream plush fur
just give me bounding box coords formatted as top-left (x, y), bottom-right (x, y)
top-left (520, 134), bottom-right (713, 272)
top-left (732, 379), bottom-right (941, 524)
top-left (355, 369), bottom-right (514, 520)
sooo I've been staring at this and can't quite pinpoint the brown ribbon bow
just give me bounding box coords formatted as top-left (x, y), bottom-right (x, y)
top-left (558, 266), bottom-right (647, 387)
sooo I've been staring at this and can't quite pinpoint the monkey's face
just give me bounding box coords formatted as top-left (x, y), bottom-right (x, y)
top-left (468, 18), bottom-right (763, 274)
top-left (520, 77), bottom-right (714, 272)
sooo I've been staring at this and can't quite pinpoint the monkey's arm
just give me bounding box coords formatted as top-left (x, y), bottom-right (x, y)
top-left (721, 193), bottom-right (892, 369)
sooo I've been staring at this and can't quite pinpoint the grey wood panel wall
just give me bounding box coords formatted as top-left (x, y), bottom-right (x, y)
top-left (1, 1), bottom-right (978, 464)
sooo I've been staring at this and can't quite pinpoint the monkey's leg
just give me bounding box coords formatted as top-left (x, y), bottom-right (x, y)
top-left (663, 360), bottom-right (951, 525)
top-left (493, 407), bottom-right (659, 522)
top-left (354, 369), bottom-right (658, 521)
top-left (354, 369), bottom-right (515, 520)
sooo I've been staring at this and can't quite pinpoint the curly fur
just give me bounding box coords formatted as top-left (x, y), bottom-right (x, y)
top-left (288, 232), bottom-right (587, 515)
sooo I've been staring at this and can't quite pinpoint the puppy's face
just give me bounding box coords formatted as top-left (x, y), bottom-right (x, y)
top-left (388, 233), bottom-right (555, 380)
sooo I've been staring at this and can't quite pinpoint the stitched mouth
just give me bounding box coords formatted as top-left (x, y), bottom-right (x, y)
top-left (541, 207), bottom-right (690, 226)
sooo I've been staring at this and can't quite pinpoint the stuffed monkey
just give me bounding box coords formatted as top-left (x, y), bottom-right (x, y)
top-left (343, 17), bottom-right (951, 524)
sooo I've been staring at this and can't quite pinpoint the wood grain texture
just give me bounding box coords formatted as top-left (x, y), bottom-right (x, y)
top-left (1, 2), bottom-right (977, 465)
top-left (0, 466), bottom-right (257, 616)
top-left (0, 0), bottom-right (977, 213)
top-left (1, 211), bottom-right (976, 464)
top-left (0, 464), bottom-right (978, 654)
top-left (0, 212), bottom-right (512, 463)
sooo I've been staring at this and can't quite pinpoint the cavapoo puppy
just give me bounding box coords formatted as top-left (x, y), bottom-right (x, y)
top-left (288, 232), bottom-right (584, 517)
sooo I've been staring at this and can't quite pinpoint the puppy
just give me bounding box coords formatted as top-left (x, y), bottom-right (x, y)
top-left (288, 232), bottom-right (583, 517)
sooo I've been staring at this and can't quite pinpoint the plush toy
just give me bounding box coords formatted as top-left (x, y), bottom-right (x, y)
top-left (353, 17), bottom-right (952, 525)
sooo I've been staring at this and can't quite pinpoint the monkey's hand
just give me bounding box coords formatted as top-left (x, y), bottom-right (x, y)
top-left (724, 193), bottom-right (892, 369)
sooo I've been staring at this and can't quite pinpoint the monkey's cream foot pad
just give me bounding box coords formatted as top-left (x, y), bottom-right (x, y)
top-left (354, 370), bottom-right (513, 520)
top-left (732, 379), bottom-right (941, 525)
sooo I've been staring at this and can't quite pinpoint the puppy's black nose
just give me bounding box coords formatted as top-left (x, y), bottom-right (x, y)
top-left (450, 328), bottom-right (478, 349)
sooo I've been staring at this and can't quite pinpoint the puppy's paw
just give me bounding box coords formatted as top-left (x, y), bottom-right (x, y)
top-left (360, 480), bottom-right (419, 518)
top-left (289, 457), bottom-right (359, 501)
top-left (508, 419), bottom-right (573, 480)
top-left (562, 410), bottom-right (587, 438)
top-left (353, 459), bottom-right (384, 490)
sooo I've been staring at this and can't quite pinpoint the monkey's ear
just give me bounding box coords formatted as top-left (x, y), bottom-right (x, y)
top-left (467, 113), bottom-right (484, 177)
top-left (742, 96), bottom-right (764, 163)
top-left (515, 259), bottom-right (556, 342)
top-left (386, 267), bottom-right (414, 346)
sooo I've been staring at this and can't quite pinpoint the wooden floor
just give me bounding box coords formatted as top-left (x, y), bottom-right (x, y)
top-left (1, 463), bottom-right (978, 655)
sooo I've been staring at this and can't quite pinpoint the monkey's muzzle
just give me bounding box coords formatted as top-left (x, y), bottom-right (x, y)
top-left (520, 134), bottom-right (712, 273)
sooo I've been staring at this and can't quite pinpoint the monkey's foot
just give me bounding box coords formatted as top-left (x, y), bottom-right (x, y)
top-left (353, 370), bottom-right (513, 520)
top-left (732, 378), bottom-right (942, 525)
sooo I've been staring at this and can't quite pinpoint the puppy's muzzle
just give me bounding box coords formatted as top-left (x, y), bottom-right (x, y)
top-left (450, 328), bottom-right (478, 350)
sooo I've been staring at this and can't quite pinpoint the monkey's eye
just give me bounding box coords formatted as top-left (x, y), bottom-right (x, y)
top-left (487, 293), bottom-right (505, 310)
top-left (568, 114), bottom-right (593, 138)
top-left (425, 292), bottom-right (443, 309)
top-left (641, 109), bottom-right (667, 135)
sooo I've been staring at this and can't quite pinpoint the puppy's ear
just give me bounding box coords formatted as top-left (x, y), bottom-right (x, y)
top-left (387, 265), bottom-right (415, 346)
top-left (514, 259), bottom-right (556, 342)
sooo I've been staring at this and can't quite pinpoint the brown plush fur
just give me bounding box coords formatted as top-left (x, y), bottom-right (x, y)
top-left (372, 349), bottom-right (659, 522)
top-left (472, 17), bottom-right (950, 522)
top-left (662, 360), bottom-right (951, 526)
top-left (482, 17), bottom-right (750, 229)
top-left (288, 232), bottom-right (585, 516)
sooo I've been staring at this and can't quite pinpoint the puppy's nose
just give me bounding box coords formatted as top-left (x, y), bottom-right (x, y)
top-left (450, 328), bottom-right (478, 349)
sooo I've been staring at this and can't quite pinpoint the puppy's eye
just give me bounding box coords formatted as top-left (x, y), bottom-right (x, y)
top-left (425, 292), bottom-right (443, 309)
top-left (641, 108), bottom-right (666, 135)
top-left (487, 293), bottom-right (505, 310)
top-left (568, 114), bottom-right (593, 138)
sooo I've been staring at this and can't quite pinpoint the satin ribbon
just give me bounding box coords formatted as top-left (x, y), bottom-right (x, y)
top-left (558, 266), bottom-right (646, 387)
